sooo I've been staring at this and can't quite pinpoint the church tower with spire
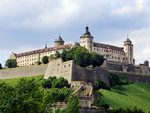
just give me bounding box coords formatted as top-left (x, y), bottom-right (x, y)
top-left (80, 26), bottom-right (93, 52)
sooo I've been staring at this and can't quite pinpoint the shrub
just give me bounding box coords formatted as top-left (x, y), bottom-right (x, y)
top-left (93, 80), bottom-right (110, 90)
top-left (0, 63), bottom-right (2, 69)
top-left (108, 73), bottom-right (130, 87)
top-left (108, 107), bottom-right (144, 113)
top-left (56, 47), bottom-right (104, 67)
top-left (42, 56), bottom-right (49, 64)
top-left (37, 60), bottom-right (42, 65)
top-left (5, 59), bottom-right (17, 68)
top-left (42, 77), bottom-right (69, 89)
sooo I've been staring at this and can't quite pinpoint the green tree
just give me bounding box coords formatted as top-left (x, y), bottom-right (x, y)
top-left (63, 94), bottom-right (80, 113)
top-left (57, 47), bottom-right (104, 67)
top-left (36, 60), bottom-right (42, 65)
top-left (0, 82), bottom-right (15, 113)
top-left (42, 76), bottom-right (57, 89)
top-left (93, 80), bottom-right (109, 90)
top-left (44, 87), bottom-right (71, 105)
top-left (91, 52), bottom-right (104, 67)
top-left (52, 77), bottom-right (69, 88)
top-left (5, 59), bottom-right (17, 68)
top-left (12, 79), bottom-right (44, 113)
top-left (0, 63), bottom-right (2, 69)
top-left (42, 56), bottom-right (49, 64)
top-left (73, 47), bottom-right (91, 67)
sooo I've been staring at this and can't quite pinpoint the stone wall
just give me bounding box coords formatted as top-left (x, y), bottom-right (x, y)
top-left (102, 60), bottom-right (150, 75)
top-left (102, 60), bottom-right (123, 71)
top-left (1, 58), bottom-right (150, 85)
top-left (45, 59), bottom-right (74, 83)
top-left (109, 70), bottom-right (150, 83)
top-left (72, 66), bottom-right (110, 87)
top-left (45, 59), bottom-right (110, 86)
top-left (0, 64), bottom-right (47, 79)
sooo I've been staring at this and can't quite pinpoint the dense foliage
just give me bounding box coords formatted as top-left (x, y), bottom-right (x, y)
top-left (56, 46), bottom-right (104, 67)
top-left (42, 76), bottom-right (69, 89)
top-left (108, 73), bottom-right (130, 87)
top-left (0, 77), bottom-right (72, 113)
top-left (108, 107), bottom-right (144, 113)
top-left (0, 63), bottom-right (2, 69)
top-left (42, 56), bottom-right (49, 64)
top-left (0, 79), bottom-right (44, 113)
top-left (5, 59), bottom-right (17, 68)
top-left (63, 94), bottom-right (80, 113)
top-left (93, 80), bottom-right (110, 90)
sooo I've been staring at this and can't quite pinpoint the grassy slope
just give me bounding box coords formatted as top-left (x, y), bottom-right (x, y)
top-left (100, 83), bottom-right (150, 113)
top-left (0, 75), bottom-right (43, 86)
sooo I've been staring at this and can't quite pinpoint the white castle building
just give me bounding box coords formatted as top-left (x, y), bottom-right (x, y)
top-left (10, 26), bottom-right (134, 67)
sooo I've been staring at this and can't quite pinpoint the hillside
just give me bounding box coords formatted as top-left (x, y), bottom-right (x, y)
top-left (100, 83), bottom-right (150, 113)
top-left (0, 75), bottom-right (43, 86)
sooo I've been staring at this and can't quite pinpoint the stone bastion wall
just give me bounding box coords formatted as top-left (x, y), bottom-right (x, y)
top-left (0, 59), bottom-right (150, 84)
top-left (0, 64), bottom-right (48, 79)
top-left (109, 70), bottom-right (150, 83)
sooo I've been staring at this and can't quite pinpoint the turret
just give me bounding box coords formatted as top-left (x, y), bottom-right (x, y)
top-left (54, 35), bottom-right (64, 47)
top-left (123, 37), bottom-right (134, 64)
top-left (80, 26), bottom-right (93, 52)
top-left (144, 60), bottom-right (149, 67)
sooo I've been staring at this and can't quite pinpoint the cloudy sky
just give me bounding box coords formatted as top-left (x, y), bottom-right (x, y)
top-left (0, 0), bottom-right (150, 66)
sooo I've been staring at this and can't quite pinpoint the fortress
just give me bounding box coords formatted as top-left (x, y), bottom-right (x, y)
top-left (1, 26), bottom-right (149, 82)
top-left (10, 26), bottom-right (134, 67)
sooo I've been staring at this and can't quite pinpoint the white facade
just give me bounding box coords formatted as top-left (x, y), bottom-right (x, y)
top-left (80, 26), bottom-right (134, 64)
top-left (10, 26), bottom-right (134, 67)
top-left (10, 40), bottom-right (72, 67)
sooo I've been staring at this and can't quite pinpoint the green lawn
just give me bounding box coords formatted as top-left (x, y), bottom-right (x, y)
top-left (0, 75), bottom-right (44, 86)
top-left (100, 83), bottom-right (150, 113)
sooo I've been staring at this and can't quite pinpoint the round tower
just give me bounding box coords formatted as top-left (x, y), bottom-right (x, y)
top-left (54, 35), bottom-right (64, 47)
top-left (80, 26), bottom-right (93, 52)
top-left (123, 37), bottom-right (134, 64)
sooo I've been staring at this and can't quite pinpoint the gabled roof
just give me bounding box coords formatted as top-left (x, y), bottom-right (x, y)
top-left (13, 44), bottom-right (72, 58)
top-left (93, 42), bottom-right (124, 52)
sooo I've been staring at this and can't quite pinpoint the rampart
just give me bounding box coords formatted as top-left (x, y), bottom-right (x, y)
top-left (0, 64), bottom-right (47, 79)
top-left (109, 70), bottom-right (150, 83)
top-left (102, 60), bottom-right (150, 75)
top-left (45, 59), bottom-right (110, 86)
top-left (0, 58), bottom-right (150, 85)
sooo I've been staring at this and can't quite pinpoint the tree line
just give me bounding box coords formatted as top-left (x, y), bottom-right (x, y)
top-left (0, 76), bottom-right (80, 113)
top-left (55, 46), bottom-right (104, 67)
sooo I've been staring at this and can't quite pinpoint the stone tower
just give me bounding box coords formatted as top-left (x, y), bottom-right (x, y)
top-left (80, 26), bottom-right (93, 52)
top-left (123, 37), bottom-right (134, 64)
top-left (54, 35), bottom-right (64, 47)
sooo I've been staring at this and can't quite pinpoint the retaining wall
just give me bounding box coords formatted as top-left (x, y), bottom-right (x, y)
top-left (0, 64), bottom-right (47, 79)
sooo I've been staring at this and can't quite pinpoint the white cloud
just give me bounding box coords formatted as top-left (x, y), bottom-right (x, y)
top-left (130, 27), bottom-right (150, 64)
top-left (0, 0), bottom-right (150, 66)
top-left (111, 0), bottom-right (145, 15)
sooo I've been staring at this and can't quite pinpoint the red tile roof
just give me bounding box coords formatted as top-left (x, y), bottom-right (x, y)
top-left (93, 42), bottom-right (124, 52)
top-left (14, 44), bottom-right (72, 58)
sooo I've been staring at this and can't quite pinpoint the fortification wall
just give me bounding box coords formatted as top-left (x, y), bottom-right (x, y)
top-left (45, 59), bottom-right (110, 86)
top-left (45, 59), bottom-right (74, 83)
top-left (102, 60), bottom-right (123, 71)
top-left (102, 60), bottom-right (150, 75)
top-left (72, 66), bottom-right (110, 87)
top-left (0, 64), bottom-right (47, 79)
top-left (109, 70), bottom-right (150, 83)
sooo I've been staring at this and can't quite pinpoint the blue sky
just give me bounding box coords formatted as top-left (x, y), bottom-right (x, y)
top-left (0, 0), bottom-right (150, 66)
